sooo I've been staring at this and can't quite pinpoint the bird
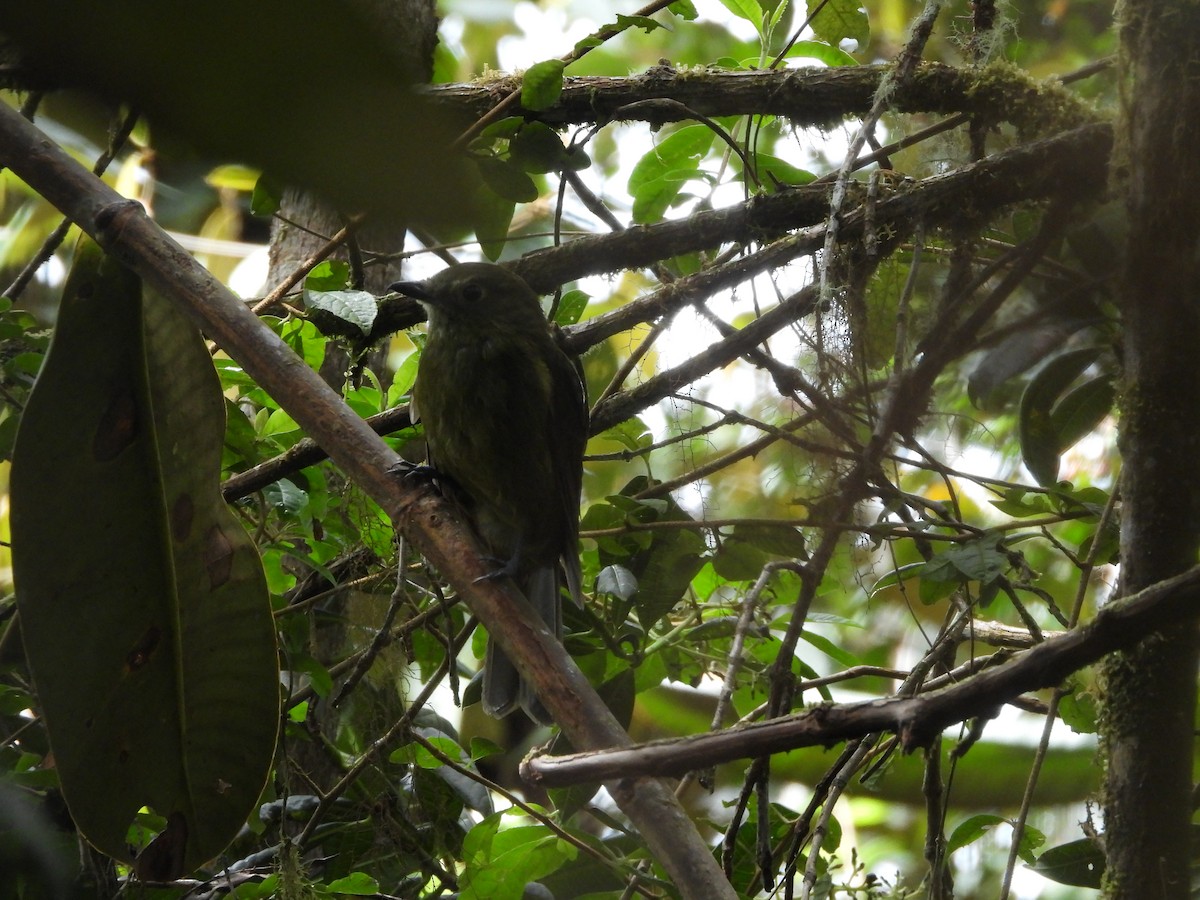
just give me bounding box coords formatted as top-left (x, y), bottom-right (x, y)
top-left (390, 263), bottom-right (587, 723)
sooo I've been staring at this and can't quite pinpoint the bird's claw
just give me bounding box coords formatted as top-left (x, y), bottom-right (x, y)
top-left (473, 553), bottom-right (520, 584)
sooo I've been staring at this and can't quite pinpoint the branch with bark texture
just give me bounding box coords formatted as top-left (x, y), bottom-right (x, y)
top-left (427, 61), bottom-right (1098, 132)
top-left (524, 563), bottom-right (1200, 788)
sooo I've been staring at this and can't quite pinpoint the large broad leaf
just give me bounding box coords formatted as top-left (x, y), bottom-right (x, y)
top-left (1018, 347), bottom-right (1112, 486)
top-left (807, 0), bottom-right (869, 47)
top-left (10, 239), bottom-right (279, 877)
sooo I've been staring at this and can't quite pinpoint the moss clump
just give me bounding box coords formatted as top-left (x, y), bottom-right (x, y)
top-left (966, 60), bottom-right (1103, 139)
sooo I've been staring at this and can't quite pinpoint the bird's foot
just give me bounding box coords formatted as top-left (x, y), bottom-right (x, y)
top-left (473, 552), bottom-right (521, 584)
top-left (388, 458), bottom-right (435, 480)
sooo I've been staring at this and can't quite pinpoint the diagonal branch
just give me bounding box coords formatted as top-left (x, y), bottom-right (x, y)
top-left (0, 101), bottom-right (738, 900)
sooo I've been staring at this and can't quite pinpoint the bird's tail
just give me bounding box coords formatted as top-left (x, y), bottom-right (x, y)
top-left (482, 565), bottom-right (562, 724)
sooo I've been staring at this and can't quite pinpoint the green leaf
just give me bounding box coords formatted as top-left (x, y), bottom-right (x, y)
top-left (989, 488), bottom-right (1053, 518)
top-left (510, 121), bottom-right (570, 174)
top-left (1015, 824), bottom-right (1046, 865)
top-left (807, 0), bottom-right (869, 46)
top-left (473, 185), bottom-right (516, 261)
top-left (632, 527), bottom-right (706, 629)
top-left (933, 536), bottom-right (1007, 583)
top-left (732, 523), bottom-right (808, 559)
top-left (205, 163), bottom-right (260, 192)
top-left (461, 821), bottom-right (576, 900)
top-left (476, 116), bottom-right (525, 142)
top-left (712, 538), bottom-right (770, 580)
top-left (628, 125), bottom-right (710, 222)
top-left (1019, 347), bottom-right (1104, 486)
top-left (1058, 688), bottom-right (1098, 734)
top-left (615, 14), bottom-right (665, 34)
top-left (250, 173), bottom-right (283, 216)
top-left (628, 125), bottom-right (714, 195)
top-left (1050, 375), bottom-right (1115, 451)
top-left (304, 260), bottom-right (351, 291)
top-left (468, 737), bottom-right (503, 761)
top-left (947, 814), bottom-right (1008, 854)
top-left (1029, 838), bottom-right (1105, 887)
top-left (11, 239), bottom-right (278, 875)
top-left (668, 0), bottom-right (700, 19)
top-left (596, 564), bottom-right (638, 601)
top-left (784, 39), bottom-right (859, 66)
top-left (747, 153), bottom-right (816, 191)
top-left (476, 156), bottom-right (540, 204)
top-left (325, 872), bottom-right (380, 895)
top-left (627, 124), bottom-right (716, 223)
top-left (389, 350), bottom-right (420, 403)
top-left (869, 561), bottom-right (924, 598)
top-left (918, 571), bottom-right (959, 605)
top-left (597, 417), bottom-right (653, 451)
top-left (801, 630), bottom-right (860, 668)
top-left (554, 288), bottom-right (589, 326)
top-left (718, 0), bottom-right (764, 26)
top-left (631, 170), bottom-right (702, 224)
top-left (303, 288), bottom-right (378, 335)
top-left (521, 59), bottom-right (565, 111)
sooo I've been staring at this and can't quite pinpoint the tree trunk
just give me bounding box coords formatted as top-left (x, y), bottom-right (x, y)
top-left (1105, 0), bottom-right (1200, 895)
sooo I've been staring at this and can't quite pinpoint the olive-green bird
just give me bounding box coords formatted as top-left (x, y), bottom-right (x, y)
top-left (392, 263), bottom-right (587, 723)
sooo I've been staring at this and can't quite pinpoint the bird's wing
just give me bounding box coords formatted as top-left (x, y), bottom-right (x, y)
top-left (547, 342), bottom-right (589, 606)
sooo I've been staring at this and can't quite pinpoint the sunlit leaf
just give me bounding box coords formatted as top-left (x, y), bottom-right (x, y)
top-left (521, 59), bottom-right (566, 111)
top-left (784, 39), bottom-right (858, 66)
top-left (808, 0), bottom-right (869, 46)
top-left (628, 125), bottom-right (715, 223)
top-left (669, 0), bottom-right (700, 19)
top-left (718, 0), bottom-right (764, 27)
top-left (947, 814), bottom-right (1007, 854)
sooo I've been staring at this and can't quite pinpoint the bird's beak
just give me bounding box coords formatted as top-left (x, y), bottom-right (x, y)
top-left (388, 280), bottom-right (431, 301)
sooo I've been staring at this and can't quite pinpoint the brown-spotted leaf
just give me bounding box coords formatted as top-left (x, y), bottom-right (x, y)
top-left (11, 238), bottom-right (278, 874)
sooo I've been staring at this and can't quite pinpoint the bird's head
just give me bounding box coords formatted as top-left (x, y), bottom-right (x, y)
top-left (390, 263), bottom-right (548, 337)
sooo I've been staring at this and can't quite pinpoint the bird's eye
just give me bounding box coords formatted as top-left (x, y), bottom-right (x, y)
top-left (461, 284), bottom-right (484, 303)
